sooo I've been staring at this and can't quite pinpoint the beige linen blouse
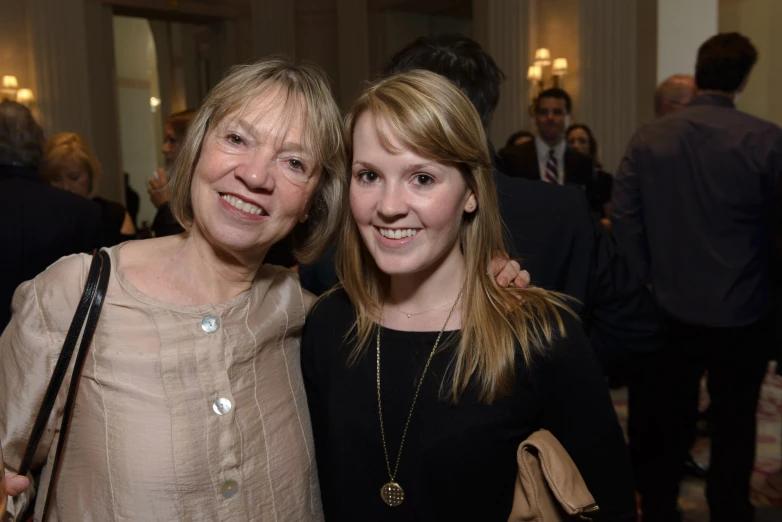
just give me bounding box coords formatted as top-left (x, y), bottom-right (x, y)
top-left (0, 246), bottom-right (321, 521)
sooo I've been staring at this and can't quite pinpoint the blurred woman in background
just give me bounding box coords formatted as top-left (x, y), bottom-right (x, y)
top-left (43, 132), bottom-right (136, 247)
top-left (148, 109), bottom-right (197, 237)
top-left (566, 123), bottom-right (613, 226)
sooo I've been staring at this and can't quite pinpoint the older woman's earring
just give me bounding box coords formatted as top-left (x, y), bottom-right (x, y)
top-left (299, 213), bottom-right (310, 223)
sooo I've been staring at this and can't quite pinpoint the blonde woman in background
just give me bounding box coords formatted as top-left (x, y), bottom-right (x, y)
top-left (43, 132), bottom-right (136, 246)
top-left (301, 70), bottom-right (636, 521)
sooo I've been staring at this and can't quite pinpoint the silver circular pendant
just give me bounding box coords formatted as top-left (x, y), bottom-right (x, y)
top-left (381, 482), bottom-right (404, 506)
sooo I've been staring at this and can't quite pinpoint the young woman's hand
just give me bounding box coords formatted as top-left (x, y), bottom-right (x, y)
top-left (491, 255), bottom-right (530, 288)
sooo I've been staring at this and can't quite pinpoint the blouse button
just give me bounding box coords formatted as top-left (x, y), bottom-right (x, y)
top-left (213, 397), bottom-right (232, 416)
top-left (219, 479), bottom-right (239, 499)
top-left (201, 315), bottom-right (219, 333)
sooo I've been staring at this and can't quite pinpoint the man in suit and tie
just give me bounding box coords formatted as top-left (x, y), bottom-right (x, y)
top-left (500, 88), bottom-right (596, 208)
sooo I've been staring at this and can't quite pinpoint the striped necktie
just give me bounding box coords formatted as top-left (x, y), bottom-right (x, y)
top-left (544, 148), bottom-right (559, 184)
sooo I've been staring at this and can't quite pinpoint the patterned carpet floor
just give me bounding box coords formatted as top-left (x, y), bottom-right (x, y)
top-left (611, 363), bottom-right (782, 521)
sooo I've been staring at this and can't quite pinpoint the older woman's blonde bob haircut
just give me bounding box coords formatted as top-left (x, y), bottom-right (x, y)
top-left (43, 132), bottom-right (103, 198)
top-left (337, 70), bottom-right (571, 404)
top-left (169, 57), bottom-right (346, 264)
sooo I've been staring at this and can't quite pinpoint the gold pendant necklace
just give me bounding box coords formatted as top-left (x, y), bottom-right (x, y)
top-left (376, 291), bottom-right (462, 507)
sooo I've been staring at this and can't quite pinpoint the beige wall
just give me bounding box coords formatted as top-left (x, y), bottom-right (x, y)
top-left (113, 16), bottom-right (162, 228)
top-left (533, 0), bottom-right (580, 118)
top-left (657, 0), bottom-right (717, 82)
top-left (719, 0), bottom-right (782, 126)
top-left (0, 0), bottom-right (36, 98)
top-left (296, 8), bottom-right (341, 101)
top-left (369, 10), bottom-right (472, 75)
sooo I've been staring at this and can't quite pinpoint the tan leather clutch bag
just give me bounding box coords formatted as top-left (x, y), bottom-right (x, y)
top-left (508, 429), bottom-right (600, 521)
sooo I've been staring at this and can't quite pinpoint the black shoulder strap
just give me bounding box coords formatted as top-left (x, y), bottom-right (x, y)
top-left (17, 249), bottom-right (112, 520)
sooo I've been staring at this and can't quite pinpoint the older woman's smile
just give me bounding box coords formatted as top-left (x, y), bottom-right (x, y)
top-left (220, 193), bottom-right (267, 217)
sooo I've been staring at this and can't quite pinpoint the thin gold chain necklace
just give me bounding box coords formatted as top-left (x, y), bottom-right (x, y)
top-left (376, 291), bottom-right (462, 507)
top-left (394, 296), bottom-right (458, 319)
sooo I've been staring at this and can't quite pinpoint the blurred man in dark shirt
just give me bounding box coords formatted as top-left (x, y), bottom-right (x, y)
top-left (612, 33), bottom-right (781, 522)
top-left (0, 101), bottom-right (102, 331)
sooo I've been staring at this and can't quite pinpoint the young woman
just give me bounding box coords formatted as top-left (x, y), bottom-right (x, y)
top-left (302, 71), bottom-right (636, 521)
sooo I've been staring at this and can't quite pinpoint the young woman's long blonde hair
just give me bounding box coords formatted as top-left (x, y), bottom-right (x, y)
top-left (337, 70), bottom-right (572, 404)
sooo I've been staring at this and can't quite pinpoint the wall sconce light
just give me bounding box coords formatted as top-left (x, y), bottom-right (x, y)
top-left (527, 65), bottom-right (543, 100)
top-left (2, 75), bottom-right (18, 89)
top-left (150, 96), bottom-right (161, 113)
top-left (552, 58), bottom-right (568, 88)
top-left (527, 65), bottom-right (542, 81)
top-left (534, 48), bottom-right (551, 67)
top-left (552, 58), bottom-right (568, 75)
top-left (528, 53), bottom-right (569, 98)
top-left (16, 89), bottom-right (35, 105)
top-left (1, 75), bottom-right (35, 106)
top-left (1, 75), bottom-right (19, 101)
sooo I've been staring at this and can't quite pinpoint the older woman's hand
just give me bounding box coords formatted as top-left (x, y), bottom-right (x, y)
top-left (491, 255), bottom-right (530, 289)
top-left (3, 472), bottom-right (30, 497)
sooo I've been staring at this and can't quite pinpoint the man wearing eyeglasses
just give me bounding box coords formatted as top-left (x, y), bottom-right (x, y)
top-left (499, 88), bottom-right (597, 212)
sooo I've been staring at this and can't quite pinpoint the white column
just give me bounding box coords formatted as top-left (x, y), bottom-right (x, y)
top-left (337, 0), bottom-right (370, 110)
top-left (473, 0), bottom-right (531, 150)
top-left (578, 0), bottom-right (638, 173)
top-left (150, 21), bottom-right (175, 119)
top-left (84, 0), bottom-right (123, 202)
top-left (657, 0), bottom-right (718, 81)
top-left (251, 0), bottom-right (296, 59)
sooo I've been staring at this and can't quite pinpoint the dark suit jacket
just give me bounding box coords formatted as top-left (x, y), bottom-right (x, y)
top-left (152, 202), bottom-right (185, 238)
top-left (499, 140), bottom-right (600, 214)
top-left (494, 170), bottom-right (662, 374)
top-left (0, 164), bottom-right (103, 330)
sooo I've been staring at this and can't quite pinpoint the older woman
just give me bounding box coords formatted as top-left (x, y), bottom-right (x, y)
top-left (43, 132), bottom-right (137, 246)
top-left (1, 58), bottom-right (345, 521)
